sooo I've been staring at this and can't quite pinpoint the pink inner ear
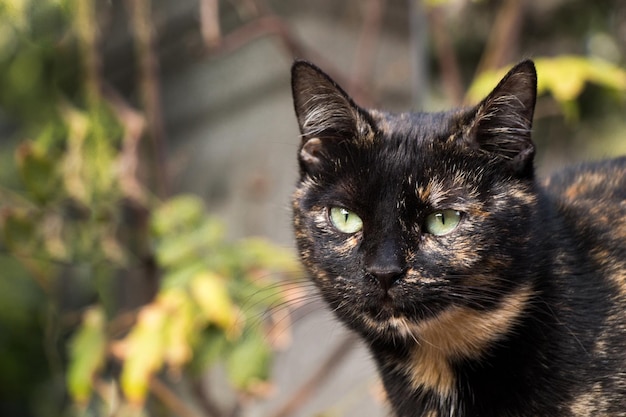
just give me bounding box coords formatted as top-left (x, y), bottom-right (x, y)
top-left (300, 137), bottom-right (323, 165)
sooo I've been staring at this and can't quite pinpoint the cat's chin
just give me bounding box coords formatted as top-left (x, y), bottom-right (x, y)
top-left (353, 298), bottom-right (424, 340)
top-left (325, 279), bottom-right (438, 340)
top-left (359, 310), bottom-right (421, 341)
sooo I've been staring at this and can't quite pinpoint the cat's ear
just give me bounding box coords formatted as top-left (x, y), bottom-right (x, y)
top-left (465, 60), bottom-right (537, 176)
top-left (291, 61), bottom-right (373, 173)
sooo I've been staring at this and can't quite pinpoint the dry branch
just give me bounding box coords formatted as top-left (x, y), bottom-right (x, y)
top-left (126, 0), bottom-right (170, 198)
top-left (268, 333), bottom-right (359, 417)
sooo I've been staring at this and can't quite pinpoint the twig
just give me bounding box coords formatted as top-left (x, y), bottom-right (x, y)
top-left (428, 6), bottom-right (463, 105)
top-left (202, 7), bottom-right (375, 106)
top-left (206, 14), bottom-right (308, 63)
top-left (191, 377), bottom-right (224, 417)
top-left (126, 0), bottom-right (170, 198)
top-left (150, 376), bottom-right (205, 417)
top-left (230, 0), bottom-right (261, 20)
top-left (267, 333), bottom-right (359, 417)
top-left (200, 0), bottom-right (221, 48)
top-left (409, 0), bottom-right (429, 109)
top-left (475, 0), bottom-right (526, 76)
top-left (73, 0), bottom-right (101, 107)
top-left (351, 0), bottom-right (385, 93)
top-left (102, 84), bottom-right (149, 207)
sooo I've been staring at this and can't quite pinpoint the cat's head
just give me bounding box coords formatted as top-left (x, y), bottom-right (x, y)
top-left (291, 61), bottom-right (539, 344)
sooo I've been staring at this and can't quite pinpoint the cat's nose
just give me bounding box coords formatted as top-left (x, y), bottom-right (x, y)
top-left (366, 265), bottom-right (404, 292)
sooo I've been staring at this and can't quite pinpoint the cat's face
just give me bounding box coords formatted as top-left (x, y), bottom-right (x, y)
top-left (291, 62), bottom-right (539, 343)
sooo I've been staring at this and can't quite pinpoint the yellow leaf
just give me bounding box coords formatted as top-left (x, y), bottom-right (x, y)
top-left (586, 59), bottom-right (626, 90)
top-left (120, 304), bottom-right (166, 405)
top-left (190, 271), bottom-right (239, 335)
top-left (0, 0), bottom-right (29, 30)
top-left (67, 306), bottom-right (107, 404)
top-left (159, 289), bottom-right (196, 372)
top-left (466, 55), bottom-right (626, 108)
top-left (536, 56), bottom-right (626, 102)
top-left (423, 0), bottom-right (457, 7)
top-left (60, 103), bottom-right (90, 203)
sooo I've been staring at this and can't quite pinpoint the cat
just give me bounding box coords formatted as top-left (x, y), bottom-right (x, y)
top-left (290, 59), bottom-right (626, 417)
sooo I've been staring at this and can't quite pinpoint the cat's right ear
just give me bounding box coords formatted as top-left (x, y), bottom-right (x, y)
top-left (291, 61), bottom-right (372, 174)
top-left (463, 60), bottom-right (537, 177)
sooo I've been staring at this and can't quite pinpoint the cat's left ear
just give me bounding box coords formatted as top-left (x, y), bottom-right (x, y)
top-left (465, 60), bottom-right (537, 177)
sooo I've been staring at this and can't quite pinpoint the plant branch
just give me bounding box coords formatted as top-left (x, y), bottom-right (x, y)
top-left (201, 3), bottom-right (375, 106)
top-left (73, 0), bottom-right (101, 107)
top-left (267, 333), bottom-right (359, 417)
top-left (201, 0), bottom-right (221, 48)
top-left (190, 377), bottom-right (223, 417)
top-left (126, 0), bottom-right (170, 198)
top-left (475, 0), bottom-right (526, 76)
top-left (351, 0), bottom-right (385, 93)
top-left (102, 84), bottom-right (149, 207)
top-left (150, 376), bottom-right (205, 417)
top-left (428, 6), bottom-right (463, 105)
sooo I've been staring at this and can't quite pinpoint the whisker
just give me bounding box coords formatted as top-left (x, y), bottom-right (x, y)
top-left (264, 297), bottom-right (329, 348)
top-left (237, 278), bottom-right (316, 312)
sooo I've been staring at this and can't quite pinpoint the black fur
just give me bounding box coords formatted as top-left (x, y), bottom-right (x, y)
top-left (291, 60), bottom-right (626, 416)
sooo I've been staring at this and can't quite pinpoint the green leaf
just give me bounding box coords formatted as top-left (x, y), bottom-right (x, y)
top-left (15, 141), bottom-right (58, 203)
top-left (237, 237), bottom-right (302, 274)
top-left (1, 208), bottom-right (37, 253)
top-left (226, 330), bottom-right (272, 390)
top-left (189, 328), bottom-right (228, 374)
top-left (160, 260), bottom-right (206, 289)
top-left (151, 195), bottom-right (207, 237)
top-left (67, 306), bottom-right (107, 404)
top-left (154, 219), bottom-right (225, 268)
top-left (153, 233), bottom-right (197, 269)
top-left (58, 102), bottom-right (121, 205)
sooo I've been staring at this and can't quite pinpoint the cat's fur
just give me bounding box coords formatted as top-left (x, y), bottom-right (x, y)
top-left (291, 60), bottom-right (626, 417)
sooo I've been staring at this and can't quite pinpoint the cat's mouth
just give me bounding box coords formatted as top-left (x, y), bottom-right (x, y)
top-left (363, 290), bottom-right (414, 323)
top-left (357, 285), bottom-right (438, 332)
top-left (367, 295), bottom-right (395, 318)
top-left (327, 275), bottom-right (441, 336)
top-left (361, 305), bottom-right (420, 340)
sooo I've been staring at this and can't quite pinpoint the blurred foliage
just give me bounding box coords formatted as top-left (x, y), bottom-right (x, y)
top-left (0, 0), bottom-right (300, 416)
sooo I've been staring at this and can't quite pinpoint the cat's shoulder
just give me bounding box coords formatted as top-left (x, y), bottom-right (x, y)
top-left (542, 156), bottom-right (626, 205)
top-left (541, 156), bottom-right (626, 284)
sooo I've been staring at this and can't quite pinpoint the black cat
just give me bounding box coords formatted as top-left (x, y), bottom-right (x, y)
top-left (291, 60), bottom-right (626, 416)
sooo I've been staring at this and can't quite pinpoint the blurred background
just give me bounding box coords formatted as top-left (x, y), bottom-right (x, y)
top-left (0, 0), bottom-right (624, 416)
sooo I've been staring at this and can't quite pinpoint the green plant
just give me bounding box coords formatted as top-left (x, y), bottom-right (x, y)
top-left (0, 1), bottom-right (300, 416)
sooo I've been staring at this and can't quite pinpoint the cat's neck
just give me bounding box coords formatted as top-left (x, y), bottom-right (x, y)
top-left (368, 287), bottom-right (570, 416)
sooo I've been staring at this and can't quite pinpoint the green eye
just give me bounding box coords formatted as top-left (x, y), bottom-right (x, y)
top-left (425, 210), bottom-right (462, 236)
top-left (329, 207), bottom-right (363, 234)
